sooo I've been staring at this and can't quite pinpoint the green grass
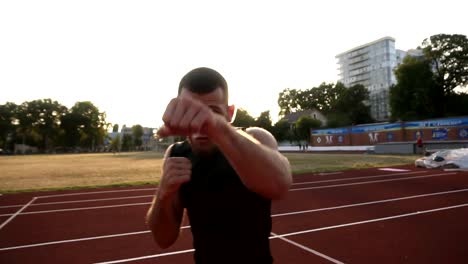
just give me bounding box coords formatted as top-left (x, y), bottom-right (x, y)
top-left (284, 153), bottom-right (418, 174)
top-left (0, 151), bottom-right (418, 193)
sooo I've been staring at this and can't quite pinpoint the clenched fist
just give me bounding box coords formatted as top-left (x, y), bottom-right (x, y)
top-left (158, 157), bottom-right (192, 201)
top-left (157, 89), bottom-right (232, 140)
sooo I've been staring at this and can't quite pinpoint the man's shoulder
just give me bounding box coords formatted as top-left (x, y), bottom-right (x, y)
top-left (244, 127), bottom-right (278, 149)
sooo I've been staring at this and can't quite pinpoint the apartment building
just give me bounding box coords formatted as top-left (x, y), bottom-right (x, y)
top-left (336, 37), bottom-right (407, 121)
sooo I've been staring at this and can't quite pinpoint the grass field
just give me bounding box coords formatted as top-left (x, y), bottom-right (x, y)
top-left (0, 151), bottom-right (419, 193)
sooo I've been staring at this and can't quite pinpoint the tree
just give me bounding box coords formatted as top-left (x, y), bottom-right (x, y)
top-left (334, 84), bottom-right (373, 124)
top-left (0, 102), bottom-right (18, 151)
top-left (271, 119), bottom-right (290, 142)
top-left (325, 112), bottom-right (351, 128)
top-left (121, 133), bottom-right (133, 151)
top-left (278, 82), bottom-right (371, 126)
top-left (60, 112), bottom-right (82, 149)
top-left (70, 101), bottom-right (109, 150)
top-left (16, 99), bottom-right (67, 151)
top-left (110, 134), bottom-right (121, 152)
top-left (112, 124), bottom-right (119, 132)
top-left (254, 111), bottom-right (273, 132)
top-left (422, 34), bottom-right (468, 95)
top-left (132, 124), bottom-right (144, 149)
top-left (295, 115), bottom-right (321, 142)
top-left (232, 108), bottom-right (256, 128)
top-left (278, 88), bottom-right (302, 117)
top-left (390, 56), bottom-right (442, 120)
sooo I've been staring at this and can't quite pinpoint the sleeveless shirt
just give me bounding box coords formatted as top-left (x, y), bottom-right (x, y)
top-left (171, 141), bottom-right (273, 264)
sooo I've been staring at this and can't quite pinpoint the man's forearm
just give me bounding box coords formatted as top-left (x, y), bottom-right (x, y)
top-left (146, 193), bottom-right (183, 249)
top-left (212, 125), bottom-right (292, 199)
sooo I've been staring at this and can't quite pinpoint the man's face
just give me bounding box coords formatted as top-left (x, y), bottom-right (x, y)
top-left (179, 87), bottom-right (231, 155)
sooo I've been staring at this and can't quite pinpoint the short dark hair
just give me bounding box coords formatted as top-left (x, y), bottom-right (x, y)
top-left (178, 67), bottom-right (228, 103)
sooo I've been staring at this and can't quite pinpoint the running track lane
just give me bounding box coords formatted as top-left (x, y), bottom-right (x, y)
top-left (0, 168), bottom-right (468, 263)
top-left (0, 170), bottom-right (460, 247)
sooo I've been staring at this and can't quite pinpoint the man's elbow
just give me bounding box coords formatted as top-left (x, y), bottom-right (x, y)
top-left (155, 236), bottom-right (175, 249)
top-left (149, 228), bottom-right (177, 249)
top-left (270, 171), bottom-right (292, 200)
top-left (146, 218), bottom-right (177, 249)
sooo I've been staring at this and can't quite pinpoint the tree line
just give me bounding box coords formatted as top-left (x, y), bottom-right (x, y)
top-left (0, 99), bottom-right (109, 153)
top-left (2, 34), bottom-right (466, 152)
top-left (390, 34), bottom-right (468, 121)
top-left (273, 33), bottom-right (468, 141)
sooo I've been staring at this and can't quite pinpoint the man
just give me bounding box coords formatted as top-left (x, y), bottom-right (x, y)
top-left (146, 67), bottom-right (292, 264)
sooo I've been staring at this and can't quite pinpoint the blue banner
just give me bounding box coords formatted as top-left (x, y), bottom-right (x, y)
top-left (405, 117), bottom-right (468, 129)
top-left (312, 128), bottom-right (349, 135)
top-left (432, 128), bottom-right (448, 140)
top-left (351, 123), bottom-right (401, 134)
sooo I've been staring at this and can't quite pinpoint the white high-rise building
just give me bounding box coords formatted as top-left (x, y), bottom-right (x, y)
top-left (336, 36), bottom-right (407, 121)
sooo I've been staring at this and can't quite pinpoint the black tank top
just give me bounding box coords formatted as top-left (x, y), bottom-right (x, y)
top-left (171, 141), bottom-right (273, 264)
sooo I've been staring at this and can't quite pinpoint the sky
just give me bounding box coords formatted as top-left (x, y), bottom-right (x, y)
top-left (1, 0), bottom-right (467, 130)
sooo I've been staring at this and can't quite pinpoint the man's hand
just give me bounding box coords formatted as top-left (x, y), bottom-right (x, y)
top-left (158, 157), bottom-right (192, 202)
top-left (157, 96), bottom-right (225, 139)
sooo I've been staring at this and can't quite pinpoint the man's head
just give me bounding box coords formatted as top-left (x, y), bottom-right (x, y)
top-left (178, 67), bottom-right (229, 104)
top-left (178, 67), bottom-right (235, 155)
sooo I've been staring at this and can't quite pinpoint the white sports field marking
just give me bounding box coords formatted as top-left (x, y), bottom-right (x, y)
top-left (94, 249), bottom-right (196, 264)
top-left (0, 171), bottom-right (422, 209)
top-left (271, 232), bottom-right (345, 264)
top-left (0, 226), bottom-right (190, 251)
top-left (0, 197), bottom-right (36, 231)
top-left (289, 172), bottom-right (457, 192)
top-left (37, 188), bottom-right (157, 199)
top-left (95, 202), bottom-right (468, 264)
top-left (0, 202), bottom-right (152, 217)
top-left (273, 188), bottom-right (468, 217)
top-left (292, 171), bottom-right (424, 186)
top-left (0, 230), bottom-right (150, 251)
top-left (317, 172), bottom-right (343, 176)
top-left (0, 172), bottom-right (459, 217)
top-left (378, 168), bottom-right (411, 172)
top-left (2, 188), bottom-right (467, 251)
top-left (0, 195), bottom-right (153, 209)
top-left (0, 171), bottom-right (426, 208)
top-left (444, 168), bottom-right (468, 172)
top-left (270, 202), bottom-right (468, 239)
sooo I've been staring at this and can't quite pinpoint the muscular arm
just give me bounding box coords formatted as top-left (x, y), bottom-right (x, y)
top-left (212, 125), bottom-right (292, 200)
top-left (145, 145), bottom-right (187, 249)
top-left (157, 94), bottom-right (292, 200)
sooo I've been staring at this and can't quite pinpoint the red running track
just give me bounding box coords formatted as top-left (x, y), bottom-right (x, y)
top-left (1, 165), bottom-right (468, 263)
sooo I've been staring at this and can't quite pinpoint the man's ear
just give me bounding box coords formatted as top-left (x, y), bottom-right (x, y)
top-left (227, 105), bottom-right (237, 123)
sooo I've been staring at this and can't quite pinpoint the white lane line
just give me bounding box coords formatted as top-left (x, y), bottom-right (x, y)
top-left (271, 232), bottom-right (345, 264)
top-left (2, 188), bottom-right (468, 251)
top-left (0, 171), bottom-right (425, 208)
top-left (38, 188), bottom-right (157, 199)
top-left (379, 168), bottom-right (410, 172)
top-left (0, 202), bottom-right (152, 217)
top-left (270, 202), bottom-right (468, 239)
top-left (0, 195), bottom-right (153, 209)
top-left (94, 249), bottom-right (195, 264)
top-left (273, 188), bottom-right (468, 217)
top-left (0, 197), bottom-right (36, 231)
top-left (95, 202), bottom-right (468, 264)
top-left (0, 226), bottom-right (190, 251)
top-left (292, 171), bottom-right (424, 186)
top-left (290, 172), bottom-right (458, 192)
top-left (0, 173), bottom-right (460, 217)
top-left (0, 230), bottom-right (150, 251)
